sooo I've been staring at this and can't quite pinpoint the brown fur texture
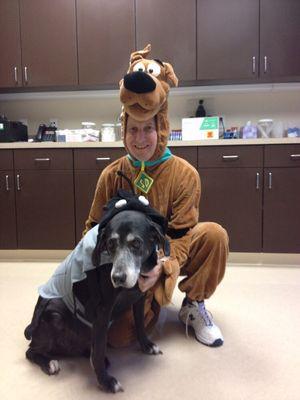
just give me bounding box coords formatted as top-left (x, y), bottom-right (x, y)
top-left (119, 44), bottom-right (178, 161)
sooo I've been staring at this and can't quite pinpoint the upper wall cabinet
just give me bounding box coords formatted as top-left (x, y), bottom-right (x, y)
top-left (197, 0), bottom-right (260, 82)
top-left (0, 0), bottom-right (22, 88)
top-left (260, 0), bottom-right (300, 82)
top-left (77, 0), bottom-right (135, 86)
top-left (136, 0), bottom-right (196, 83)
top-left (19, 0), bottom-right (78, 87)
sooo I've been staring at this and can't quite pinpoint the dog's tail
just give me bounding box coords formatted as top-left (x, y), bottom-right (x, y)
top-left (24, 297), bottom-right (50, 340)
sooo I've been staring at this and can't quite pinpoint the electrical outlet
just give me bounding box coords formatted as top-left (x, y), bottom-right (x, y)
top-left (49, 118), bottom-right (58, 128)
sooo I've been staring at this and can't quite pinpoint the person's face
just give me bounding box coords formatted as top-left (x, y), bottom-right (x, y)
top-left (125, 117), bottom-right (158, 161)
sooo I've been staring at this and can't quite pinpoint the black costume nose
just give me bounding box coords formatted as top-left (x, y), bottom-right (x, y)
top-left (124, 71), bottom-right (156, 94)
top-left (112, 272), bottom-right (127, 286)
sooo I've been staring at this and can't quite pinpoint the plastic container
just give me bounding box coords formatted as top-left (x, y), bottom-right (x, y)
top-left (101, 123), bottom-right (116, 142)
top-left (242, 121), bottom-right (258, 139)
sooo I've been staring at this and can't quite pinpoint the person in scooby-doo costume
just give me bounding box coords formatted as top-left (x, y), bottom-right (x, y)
top-left (84, 44), bottom-right (229, 348)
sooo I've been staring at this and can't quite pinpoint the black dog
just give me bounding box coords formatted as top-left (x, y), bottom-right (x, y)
top-left (24, 192), bottom-right (168, 393)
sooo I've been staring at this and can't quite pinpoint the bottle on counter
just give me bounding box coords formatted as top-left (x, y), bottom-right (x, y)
top-left (219, 117), bottom-right (225, 139)
top-left (242, 121), bottom-right (258, 139)
top-left (195, 99), bottom-right (206, 118)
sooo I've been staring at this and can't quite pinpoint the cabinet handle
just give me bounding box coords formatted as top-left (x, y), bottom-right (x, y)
top-left (290, 154), bottom-right (300, 160)
top-left (24, 66), bottom-right (28, 83)
top-left (16, 174), bottom-right (21, 191)
top-left (5, 175), bottom-right (10, 191)
top-left (264, 56), bottom-right (268, 73)
top-left (268, 172), bottom-right (272, 189)
top-left (252, 56), bottom-right (256, 74)
top-left (14, 67), bottom-right (18, 84)
top-left (96, 157), bottom-right (111, 162)
top-left (256, 172), bottom-right (260, 190)
top-left (222, 155), bottom-right (239, 161)
top-left (34, 158), bottom-right (50, 162)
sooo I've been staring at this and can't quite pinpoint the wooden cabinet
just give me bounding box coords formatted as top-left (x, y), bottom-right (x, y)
top-left (260, 0), bottom-right (300, 82)
top-left (0, 0), bottom-right (22, 88)
top-left (197, 146), bottom-right (264, 252)
top-left (197, 0), bottom-right (259, 82)
top-left (136, 0), bottom-right (196, 82)
top-left (263, 145), bottom-right (300, 253)
top-left (74, 148), bottom-right (126, 242)
top-left (19, 0), bottom-right (78, 87)
top-left (0, 151), bottom-right (17, 248)
top-left (77, 0), bottom-right (135, 86)
top-left (169, 146), bottom-right (197, 169)
top-left (14, 149), bottom-right (75, 249)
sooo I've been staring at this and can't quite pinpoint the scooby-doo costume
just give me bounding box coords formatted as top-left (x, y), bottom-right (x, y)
top-left (84, 45), bottom-right (229, 347)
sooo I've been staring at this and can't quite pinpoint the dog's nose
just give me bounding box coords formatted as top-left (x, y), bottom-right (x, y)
top-left (124, 71), bottom-right (156, 94)
top-left (112, 272), bottom-right (127, 286)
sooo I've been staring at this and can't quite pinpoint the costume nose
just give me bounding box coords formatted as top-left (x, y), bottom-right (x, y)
top-left (112, 271), bottom-right (127, 286)
top-left (124, 71), bottom-right (156, 94)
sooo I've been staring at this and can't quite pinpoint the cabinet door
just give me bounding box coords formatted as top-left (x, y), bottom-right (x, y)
top-left (19, 0), bottom-right (78, 87)
top-left (0, 172), bottom-right (17, 249)
top-left (199, 168), bottom-right (263, 252)
top-left (15, 171), bottom-right (75, 249)
top-left (0, 0), bottom-right (22, 88)
top-left (136, 0), bottom-right (196, 82)
top-left (74, 171), bottom-right (101, 243)
top-left (263, 168), bottom-right (300, 253)
top-left (260, 0), bottom-right (300, 81)
top-left (197, 0), bottom-right (259, 82)
top-left (77, 0), bottom-right (135, 86)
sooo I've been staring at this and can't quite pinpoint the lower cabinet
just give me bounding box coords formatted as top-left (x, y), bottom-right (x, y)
top-left (13, 149), bottom-right (75, 249)
top-left (0, 170), bottom-right (17, 248)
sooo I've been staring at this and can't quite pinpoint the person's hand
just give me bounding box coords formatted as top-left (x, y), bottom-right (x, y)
top-left (138, 253), bottom-right (168, 292)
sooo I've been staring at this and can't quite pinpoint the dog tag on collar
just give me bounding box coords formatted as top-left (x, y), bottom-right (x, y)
top-left (134, 170), bottom-right (154, 194)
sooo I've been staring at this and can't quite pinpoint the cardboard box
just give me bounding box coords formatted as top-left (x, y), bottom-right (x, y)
top-left (182, 117), bottom-right (219, 140)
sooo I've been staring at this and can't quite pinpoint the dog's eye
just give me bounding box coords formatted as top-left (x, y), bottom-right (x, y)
top-left (107, 238), bottom-right (116, 252)
top-left (147, 62), bottom-right (161, 77)
top-left (130, 238), bottom-right (142, 250)
top-left (133, 62), bottom-right (145, 73)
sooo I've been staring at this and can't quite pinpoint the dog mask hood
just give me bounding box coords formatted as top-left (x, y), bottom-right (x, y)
top-left (119, 44), bottom-right (178, 162)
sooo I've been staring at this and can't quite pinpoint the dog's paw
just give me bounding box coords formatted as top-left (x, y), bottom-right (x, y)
top-left (99, 375), bottom-right (124, 393)
top-left (42, 359), bottom-right (60, 375)
top-left (141, 340), bottom-right (163, 355)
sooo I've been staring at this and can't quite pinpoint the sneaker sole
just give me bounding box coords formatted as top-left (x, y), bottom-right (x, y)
top-left (179, 319), bottom-right (224, 348)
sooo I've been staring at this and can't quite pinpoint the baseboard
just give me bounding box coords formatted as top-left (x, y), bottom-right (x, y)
top-left (0, 249), bottom-right (299, 267)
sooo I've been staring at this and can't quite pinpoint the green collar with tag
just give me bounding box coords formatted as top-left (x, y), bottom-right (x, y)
top-left (127, 148), bottom-right (173, 194)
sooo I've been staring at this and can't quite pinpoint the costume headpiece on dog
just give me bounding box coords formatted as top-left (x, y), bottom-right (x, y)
top-left (119, 44), bottom-right (178, 162)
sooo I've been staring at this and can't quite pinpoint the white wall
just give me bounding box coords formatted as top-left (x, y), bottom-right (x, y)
top-left (1, 86), bottom-right (299, 137)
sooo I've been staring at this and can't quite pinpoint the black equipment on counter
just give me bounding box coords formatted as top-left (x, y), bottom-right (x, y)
top-left (0, 116), bottom-right (28, 142)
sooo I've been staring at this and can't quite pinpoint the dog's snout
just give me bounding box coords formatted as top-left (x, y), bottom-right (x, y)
top-left (124, 71), bottom-right (156, 94)
top-left (112, 271), bottom-right (127, 287)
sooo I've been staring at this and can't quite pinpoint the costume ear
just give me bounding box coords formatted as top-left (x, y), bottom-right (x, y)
top-left (130, 44), bottom-right (151, 65)
top-left (163, 62), bottom-right (179, 87)
top-left (92, 228), bottom-right (107, 267)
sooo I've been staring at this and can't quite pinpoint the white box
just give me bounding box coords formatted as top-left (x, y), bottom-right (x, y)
top-left (182, 117), bottom-right (219, 140)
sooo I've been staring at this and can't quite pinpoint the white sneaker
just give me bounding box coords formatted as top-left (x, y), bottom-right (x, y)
top-left (178, 299), bottom-right (224, 347)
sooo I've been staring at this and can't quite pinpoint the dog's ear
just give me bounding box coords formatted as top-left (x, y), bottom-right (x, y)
top-left (130, 44), bottom-right (151, 65)
top-left (149, 221), bottom-right (170, 256)
top-left (92, 228), bottom-right (107, 267)
top-left (163, 62), bottom-right (178, 87)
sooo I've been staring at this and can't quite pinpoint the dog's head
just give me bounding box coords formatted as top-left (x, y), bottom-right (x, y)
top-left (92, 210), bottom-right (166, 289)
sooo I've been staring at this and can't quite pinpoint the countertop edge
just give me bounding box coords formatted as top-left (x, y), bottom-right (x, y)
top-left (0, 138), bottom-right (300, 149)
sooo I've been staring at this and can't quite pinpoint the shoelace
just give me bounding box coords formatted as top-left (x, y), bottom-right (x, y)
top-left (184, 302), bottom-right (214, 338)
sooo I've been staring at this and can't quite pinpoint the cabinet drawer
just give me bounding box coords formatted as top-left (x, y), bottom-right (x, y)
top-left (264, 145), bottom-right (300, 167)
top-left (0, 150), bottom-right (13, 170)
top-left (198, 145), bottom-right (263, 168)
top-left (14, 149), bottom-right (73, 170)
top-left (74, 148), bottom-right (126, 170)
top-left (169, 146), bottom-right (197, 168)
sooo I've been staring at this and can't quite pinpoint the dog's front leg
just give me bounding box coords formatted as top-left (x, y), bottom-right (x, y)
top-left (133, 295), bottom-right (162, 355)
top-left (91, 306), bottom-right (124, 393)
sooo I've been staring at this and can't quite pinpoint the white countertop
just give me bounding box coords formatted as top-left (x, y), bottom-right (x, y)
top-left (0, 137), bottom-right (299, 149)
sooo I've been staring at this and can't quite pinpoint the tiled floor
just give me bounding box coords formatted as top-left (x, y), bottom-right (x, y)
top-left (0, 261), bottom-right (300, 400)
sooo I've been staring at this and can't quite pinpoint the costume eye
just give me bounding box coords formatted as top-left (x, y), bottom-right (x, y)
top-left (147, 62), bottom-right (161, 77)
top-left (133, 62), bottom-right (146, 73)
